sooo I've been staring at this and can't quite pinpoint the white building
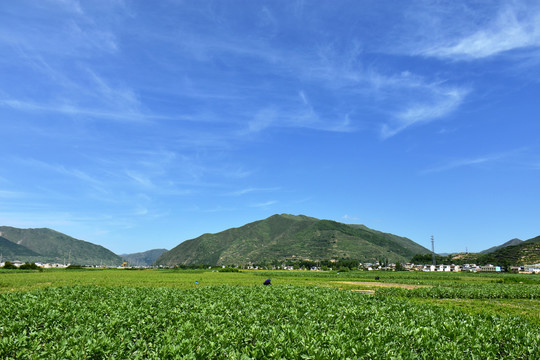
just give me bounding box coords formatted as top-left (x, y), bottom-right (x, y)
top-left (524, 264), bottom-right (540, 273)
top-left (479, 264), bottom-right (501, 272)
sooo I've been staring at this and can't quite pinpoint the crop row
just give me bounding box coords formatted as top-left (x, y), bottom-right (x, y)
top-left (375, 283), bottom-right (540, 299)
top-left (1, 285), bottom-right (540, 359)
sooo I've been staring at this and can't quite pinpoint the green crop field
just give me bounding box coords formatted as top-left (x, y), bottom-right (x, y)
top-left (1, 269), bottom-right (540, 359)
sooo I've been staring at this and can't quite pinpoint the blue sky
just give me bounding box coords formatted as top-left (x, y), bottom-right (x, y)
top-left (1, 0), bottom-right (539, 255)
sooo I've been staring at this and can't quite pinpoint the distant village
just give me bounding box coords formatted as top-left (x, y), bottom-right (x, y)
top-left (2, 259), bottom-right (540, 274)
top-left (245, 262), bottom-right (540, 274)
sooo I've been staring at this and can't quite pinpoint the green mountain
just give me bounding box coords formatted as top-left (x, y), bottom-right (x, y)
top-left (121, 249), bottom-right (168, 266)
top-left (480, 238), bottom-right (523, 254)
top-left (478, 235), bottom-right (540, 266)
top-left (0, 226), bottom-right (122, 265)
top-left (155, 214), bottom-right (430, 266)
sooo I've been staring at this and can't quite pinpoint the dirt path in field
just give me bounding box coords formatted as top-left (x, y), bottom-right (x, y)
top-left (336, 281), bottom-right (429, 289)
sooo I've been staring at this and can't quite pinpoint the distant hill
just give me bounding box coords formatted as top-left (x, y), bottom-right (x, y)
top-left (0, 236), bottom-right (40, 257)
top-left (0, 226), bottom-right (122, 265)
top-left (121, 249), bottom-right (168, 266)
top-left (479, 235), bottom-right (540, 266)
top-left (155, 214), bottom-right (430, 266)
top-left (480, 238), bottom-right (523, 254)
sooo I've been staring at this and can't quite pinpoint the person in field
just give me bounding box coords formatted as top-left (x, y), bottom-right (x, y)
top-left (263, 278), bottom-right (271, 285)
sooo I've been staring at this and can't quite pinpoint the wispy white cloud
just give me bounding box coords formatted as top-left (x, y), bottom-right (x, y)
top-left (51, 0), bottom-right (83, 14)
top-left (423, 156), bottom-right (494, 174)
top-left (220, 167), bottom-right (253, 180)
top-left (246, 108), bottom-right (277, 133)
top-left (1, 44), bottom-right (163, 123)
top-left (125, 171), bottom-right (154, 188)
top-left (422, 148), bottom-right (529, 174)
top-left (0, 190), bottom-right (28, 199)
top-left (200, 205), bottom-right (237, 213)
top-left (0, 2), bottom-right (119, 56)
top-left (419, 5), bottom-right (540, 60)
top-left (382, 87), bottom-right (469, 138)
top-left (251, 200), bottom-right (277, 208)
top-left (23, 158), bottom-right (109, 194)
top-left (65, 20), bottom-right (118, 54)
top-left (225, 187), bottom-right (280, 196)
top-left (280, 46), bottom-right (472, 137)
top-left (85, 69), bottom-right (139, 111)
top-left (0, 211), bottom-right (77, 229)
top-left (151, 13), bottom-right (460, 137)
top-left (0, 98), bottom-right (162, 123)
top-left (243, 93), bottom-right (355, 135)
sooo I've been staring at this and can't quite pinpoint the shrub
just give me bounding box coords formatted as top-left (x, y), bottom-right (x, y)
top-left (19, 262), bottom-right (41, 270)
top-left (66, 264), bottom-right (83, 270)
top-left (2, 261), bottom-right (17, 269)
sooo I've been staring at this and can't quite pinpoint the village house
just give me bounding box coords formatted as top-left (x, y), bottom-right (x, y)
top-left (523, 264), bottom-right (540, 273)
top-left (479, 264), bottom-right (501, 272)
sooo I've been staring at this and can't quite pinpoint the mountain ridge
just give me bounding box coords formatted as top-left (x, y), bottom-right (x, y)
top-left (155, 214), bottom-right (430, 266)
top-left (0, 226), bottom-right (122, 265)
top-left (478, 235), bottom-right (540, 266)
top-left (480, 238), bottom-right (523, 254)
top-left (121, 249), bottom-right (168, 266)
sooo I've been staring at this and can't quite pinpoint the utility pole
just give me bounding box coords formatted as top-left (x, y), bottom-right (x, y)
top-left (431, 235), bottom-right (436, 266)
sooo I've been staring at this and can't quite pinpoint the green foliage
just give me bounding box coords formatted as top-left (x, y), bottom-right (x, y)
top-left (65, 264), bottom-right (83, 270)
top-left (376, 283), bottom-right (540, 299)
top-left (2, 261), bottom-right (17, 269)
top-left (218, 267), bottom-right (239, 272)
top-left (18, 262), bottom-right (41, 271)
top-left (0, 261), bottom-right (42, 271)
top-left (410, 253), bottom-right (449, 264)
top-left (1, 285), bottom-right (540, 359)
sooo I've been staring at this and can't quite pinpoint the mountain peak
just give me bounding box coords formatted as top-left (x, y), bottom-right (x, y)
top-left (480, 238), bottom-right (524, 254)
top-left (155, 215), bottom-right (429, 266)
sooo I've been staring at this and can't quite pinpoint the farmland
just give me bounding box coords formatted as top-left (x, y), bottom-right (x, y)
top-left (2, 269), bottom-right (540, 359)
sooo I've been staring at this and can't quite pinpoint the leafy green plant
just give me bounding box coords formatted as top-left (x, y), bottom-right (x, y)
top-left (1, 285), bottom-right (540, 359)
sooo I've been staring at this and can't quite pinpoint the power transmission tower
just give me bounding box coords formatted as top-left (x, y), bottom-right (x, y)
top-left (431, 235), bottom-right (436, 266)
